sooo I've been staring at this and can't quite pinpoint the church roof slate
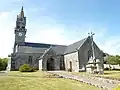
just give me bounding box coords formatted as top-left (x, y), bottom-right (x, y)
top-left (20, 42), bottom-right (67, 48)
top-left (19, 37), bottom-right (88, 55)
top-left (51, 46), bottom-right (67, 55)
top-left (64, 38), bottom-right (87, 54)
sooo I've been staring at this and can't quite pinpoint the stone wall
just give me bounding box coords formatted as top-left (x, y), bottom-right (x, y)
top-left (64, 52), bottom-right (79, 72)
top-left (104, 64), bottom-right (120, 69)
top-left (78, 38), bottom-right (104, 70)
top-left (40, 48), bottom-right (62, 71)
top-left (11, 45), bottom-right (49, 70)
top-left (78, 39), bottom-right (90, 70)
top-left (12, 52), bottom-right (43, 70)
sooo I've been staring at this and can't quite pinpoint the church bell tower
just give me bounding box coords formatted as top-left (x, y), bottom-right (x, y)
top-left (13, 6), bottom-right (27, 53)
top-left (9, 7), bottom-right (27, 71)
top-left (15, 6), bottom-right (27, 44)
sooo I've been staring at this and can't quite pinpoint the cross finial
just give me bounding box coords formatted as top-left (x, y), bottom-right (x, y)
top-left (88, 31), bottom-right (95, 37)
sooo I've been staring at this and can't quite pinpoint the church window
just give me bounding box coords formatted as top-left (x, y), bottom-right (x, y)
top-left (28, 56), bottom-right (32, 64)
top-left (17, 26), bottom-right (20, 28)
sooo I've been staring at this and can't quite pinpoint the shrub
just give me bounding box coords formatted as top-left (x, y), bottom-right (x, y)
top-left (104, 67), bottom-right (109, 70)
top-left (0, 58), bottom-right (8, 71)
top-left (19, 64), bottom-right (35, 72)
top-left (104, 67), bottom-right (112, 70)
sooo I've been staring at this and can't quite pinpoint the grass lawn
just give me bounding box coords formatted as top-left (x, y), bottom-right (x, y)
top-left (113, 85), bottom-right (120, 90)
top-left (0, 71), bottom-right (103, 90)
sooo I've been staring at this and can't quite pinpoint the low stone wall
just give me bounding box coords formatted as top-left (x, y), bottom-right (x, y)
top-left (104, 64), bottom-right (120, 69)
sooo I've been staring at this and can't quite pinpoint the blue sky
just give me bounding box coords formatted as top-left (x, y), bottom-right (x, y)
top-left (0, 0), bottom-right (120, 57)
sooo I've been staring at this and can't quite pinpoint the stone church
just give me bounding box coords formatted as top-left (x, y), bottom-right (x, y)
top-left (9, 7), bottom-right (104, 72)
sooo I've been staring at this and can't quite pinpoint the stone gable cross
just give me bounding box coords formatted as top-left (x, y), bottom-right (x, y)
top-left (88, 32), bottom-right (95, 60)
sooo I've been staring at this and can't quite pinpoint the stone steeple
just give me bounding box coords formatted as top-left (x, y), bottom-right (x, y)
top-left (19, 6), bottom-right (24, 18)
top-left (14, 6), bottom-right (27, 45)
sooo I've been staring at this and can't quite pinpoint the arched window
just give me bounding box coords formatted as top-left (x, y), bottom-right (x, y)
top-left (28, 56), bottom-right (32, 64)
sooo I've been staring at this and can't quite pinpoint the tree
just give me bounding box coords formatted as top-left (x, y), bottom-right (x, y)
top-left (115, 55), bottom-right (120, 65)
top-left (106, 55), bottom-right (120, 65)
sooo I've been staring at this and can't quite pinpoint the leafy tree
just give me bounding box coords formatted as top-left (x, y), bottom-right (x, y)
top-left (106, 55), bottom-right (120, 65)
top-left (115, 55), bottom-right (120, 65)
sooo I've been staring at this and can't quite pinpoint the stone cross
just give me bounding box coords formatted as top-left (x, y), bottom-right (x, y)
top-left (88, 32), bottom-right (95, 60)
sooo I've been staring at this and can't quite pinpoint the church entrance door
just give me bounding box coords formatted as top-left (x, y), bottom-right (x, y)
top-left (69, 61), bottom-right (72, 72)
top-left (47, 57), bottom-right (55, 71)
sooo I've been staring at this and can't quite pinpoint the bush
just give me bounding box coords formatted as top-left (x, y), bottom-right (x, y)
top-left (104, 67), bottom-right (109, 70)
top-left (0, 58), bottom-right (8, 71)
top-left (19, 64), bottom-right (35, 72)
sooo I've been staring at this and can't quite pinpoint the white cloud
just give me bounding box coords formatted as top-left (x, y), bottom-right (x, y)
top-left (0, 9), bottom-right (74, 58)
top-left (98, 36), bottom-right (120, 55)
top-left (0, 11), bottom-right (16, 58)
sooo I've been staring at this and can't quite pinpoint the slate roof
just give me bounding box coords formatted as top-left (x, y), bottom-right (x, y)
top-left (19, 37), bottom-right (88, 55)
top-left (64, 38), bottom-right (87, 54)
top-left (20, 42), bottom-right (66, 48)
top-left (51, 45), bottom-right (67, 55)
top-left (39, 45), bottom-right (67, 59)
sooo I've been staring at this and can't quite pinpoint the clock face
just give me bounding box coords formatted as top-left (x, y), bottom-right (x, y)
top-left (19, 33), bottom-right (22, 36)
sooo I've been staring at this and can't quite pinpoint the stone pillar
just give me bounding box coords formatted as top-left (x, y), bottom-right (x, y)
top-left (39, 59), bottom-right (42, 71)
top-left (7, 57), bottom-right (11, 71)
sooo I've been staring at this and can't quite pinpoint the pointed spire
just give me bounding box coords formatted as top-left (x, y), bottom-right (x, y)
top-left (19, 6), bottom-right (24, 18)
top-left (21, 6), bottom-right (23, 11)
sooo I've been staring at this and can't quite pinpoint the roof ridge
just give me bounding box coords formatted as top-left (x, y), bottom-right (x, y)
top-left (68, 38), bottom-right (87, 46)
top-left (25, 42), bottom-right (67, 46)
top-left (64, 37), bottom-right (88, 54)
top-left (77, 38), bottom-right (88, 50)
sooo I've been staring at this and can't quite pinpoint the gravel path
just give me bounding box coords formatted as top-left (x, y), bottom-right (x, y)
top-left (48, 71), bottom-right (120, 90)
top-left (0, 71), bottom-right (7, 76)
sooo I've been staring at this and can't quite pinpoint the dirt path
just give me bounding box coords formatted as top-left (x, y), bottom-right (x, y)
top-left (48, 71), bottom-right (119, 90)
top-left (0, 71), bottom-right (8, 76)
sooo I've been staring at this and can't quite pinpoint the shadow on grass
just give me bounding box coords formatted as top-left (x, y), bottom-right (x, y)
top-left (8, 75), bottom-right (42, 78)
top-left (7, 74), bottom-right (62, 78)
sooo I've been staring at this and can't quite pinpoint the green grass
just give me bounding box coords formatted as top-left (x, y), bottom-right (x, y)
top-left (113, 85), bottom-right (120, 90)
top-left (0, 71), bottom-right (103, 90)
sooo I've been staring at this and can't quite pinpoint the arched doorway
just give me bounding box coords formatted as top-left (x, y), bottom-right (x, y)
top-left (47, 57), bottom-right (55, 71)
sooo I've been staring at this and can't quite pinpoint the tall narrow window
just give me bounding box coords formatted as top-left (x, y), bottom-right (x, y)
top-left (28, 56), bottom-right (32, 64)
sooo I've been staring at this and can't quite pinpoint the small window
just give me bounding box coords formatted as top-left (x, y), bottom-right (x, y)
top-left (17, 26), bottom-right (20, 28)
top-left (28, 56), bottom-right (32, 64)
